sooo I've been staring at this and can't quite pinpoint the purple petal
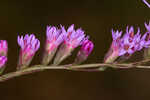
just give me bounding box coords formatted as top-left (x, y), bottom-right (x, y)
top-left (67, 24), bottom-right (74, 32)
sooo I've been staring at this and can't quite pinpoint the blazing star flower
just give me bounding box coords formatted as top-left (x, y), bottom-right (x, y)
top-left (17, 34), bottom-right (40, 69)
top-left (104, 26), bottom-right (145, 63)
top-left (42, 25), bottom-right (67, 65)
top-left (74, 39), bottom-right (94, 64)
top-left (104, 29), bottom-right (123, 63)
top-left (64, 24), bottom-right (86, 49)
top-left (53, 24), bottom-right (86, 65)
top-left (0, 40), bottom-right (8, 57)
top-left (118, 26), bottom-right (139, 56)
top-left (0, 56), bottom-right (7, 68)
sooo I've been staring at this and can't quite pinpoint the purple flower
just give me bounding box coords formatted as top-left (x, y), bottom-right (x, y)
top-left (104, 26), bottom-right (145, 63)
top-left (118, 26), bottom-right (139, 56)
top-left (0, 56), bottom-right (7, 68)
top-left (0, 40), bottom-right (8, 56)
top-left (42, 25), bottom-right (67, 65)
top-left (17, 34), bottom-right (40, 69)
top-left (53, 24), bottom-right (86, 65)
top-left (74, 39), bottom-right (94, 64)
top-left (64, 24), bottom-right (86, 49)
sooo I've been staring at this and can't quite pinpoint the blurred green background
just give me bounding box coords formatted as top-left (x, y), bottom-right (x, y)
top-left (0, 0), bottom-right (150, 100)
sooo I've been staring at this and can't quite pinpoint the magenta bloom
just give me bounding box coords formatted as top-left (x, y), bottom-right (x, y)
top-left (74, 39), bottom-right (94, 64)
top-left (118, 26), bottom-right (140, 56)
top-left (17, 34), bottom-right (40, 69)
top-left (42, 26), bottom-right (67, 65)
top-left (0, 56), bottom-right (7, 68)
top-left (104, 26), bottom-right (146, 63)
top-left (0, 40), bottom-right (8, 56)
top-left (53, 24), bottom-right (86, 65)
top-left (46, 26), bottom-right (66, 52)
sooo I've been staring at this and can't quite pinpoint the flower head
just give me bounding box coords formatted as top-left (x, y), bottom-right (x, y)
top-left (145, 21), bottom-right (150, 32)
top-left (17, 34), bottom-right (40, 69)
top-left (0, 40), bottom-right (8, 56)
top-left (64, 24), bottom-right (86, 49)
top-left (46, 26), bottom-right (66, 52)
top-left (74, 39), bottom-right (94, 64)
top-left (105, 26), bottom-right (145, 63)
top-left (53, 24), bottom-right (86, 65)
top-left (118, 26), bottom-right (139, 56)
top-left (42, 25), bottom-right (67, 65)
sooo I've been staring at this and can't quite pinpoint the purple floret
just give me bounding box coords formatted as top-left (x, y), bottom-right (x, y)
top-left (18, 34), bottom-right (40, 52)
top-left (64, 24), bottom-right (86, 49)
top-left (111, 26), bottom-right (146, 57)
top-left (46, 26), bottom-right (67, 48)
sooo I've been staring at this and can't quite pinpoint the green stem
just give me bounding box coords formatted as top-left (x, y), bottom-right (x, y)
top-left (0, 62), bottom-right (149, 82)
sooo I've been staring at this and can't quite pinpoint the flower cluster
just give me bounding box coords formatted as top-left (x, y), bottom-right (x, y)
top-left (42, 24), bottom-right (94, 65)
top-left (105, 21), bottom-right (150, 63)
top-left (15, 24), bottom-right (94, 70)
top-left (53, 24), bottom-right (90, 65)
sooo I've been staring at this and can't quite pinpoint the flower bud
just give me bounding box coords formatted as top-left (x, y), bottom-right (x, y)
top-left (74, 39), bottom-right (94, 64)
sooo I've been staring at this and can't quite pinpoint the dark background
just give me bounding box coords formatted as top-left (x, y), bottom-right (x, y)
top-left (0, 0), bottom-right (150, 100)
